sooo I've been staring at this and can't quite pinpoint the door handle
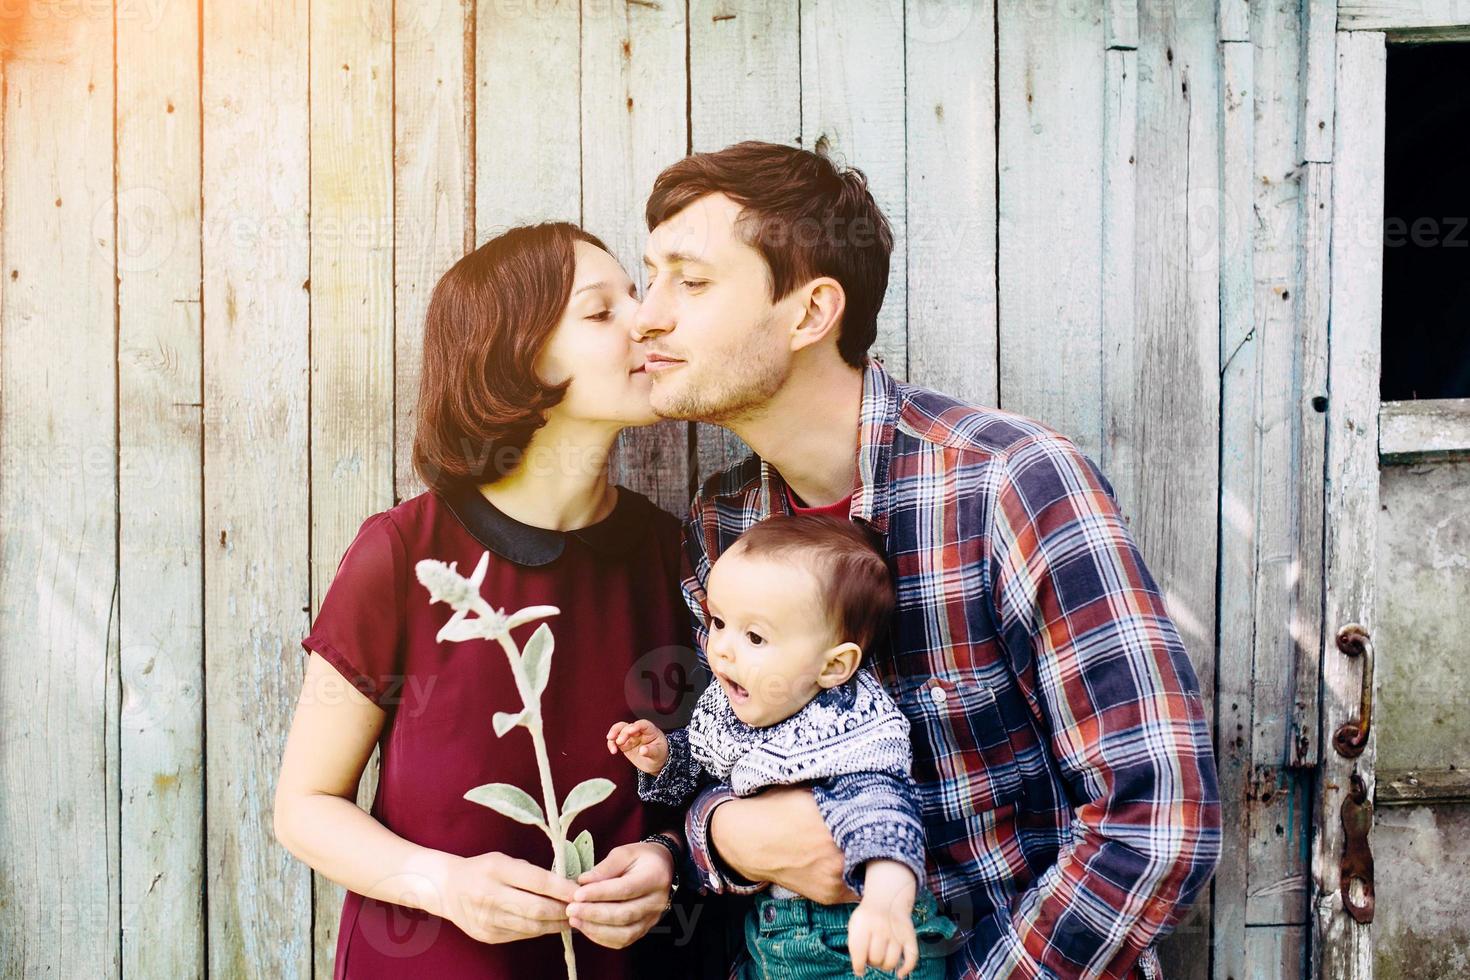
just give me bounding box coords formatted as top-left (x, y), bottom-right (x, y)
top-left (1332, 624), bottom-right (1374, 759)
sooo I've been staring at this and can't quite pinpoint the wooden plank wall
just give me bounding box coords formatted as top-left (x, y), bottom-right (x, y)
top-left (0, 0), bottom-right (1342, 976)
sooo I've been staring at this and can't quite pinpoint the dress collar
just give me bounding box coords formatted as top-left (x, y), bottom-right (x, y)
top-left (437, 480), bottom-right (653, 567)
top-left (756, 356), bottom-right (900, 535)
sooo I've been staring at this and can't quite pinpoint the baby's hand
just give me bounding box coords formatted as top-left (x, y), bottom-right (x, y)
top-left (605, 719), bottom-right (669, 776)
top-left (847, 860), bottom-right (920, 978)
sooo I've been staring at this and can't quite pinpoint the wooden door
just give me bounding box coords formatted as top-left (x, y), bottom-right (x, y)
top-left (1313, 16), bottom-right (1470, 980)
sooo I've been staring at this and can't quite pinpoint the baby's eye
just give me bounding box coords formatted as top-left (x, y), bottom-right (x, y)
top-left (746, 631), bottom-right (764, 646)
top-left (710, 617), bottom-right (724, 631)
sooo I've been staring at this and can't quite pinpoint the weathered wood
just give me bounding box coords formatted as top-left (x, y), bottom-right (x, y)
top-left (1338, 0), bottom-right (1470, 33)
top-left (1247, 923), bottom-right (1310, 978)
top-left (1291, 162), bottom-right (1333, 770)
top-left (395, 0), bottom-right (474, 503)
top-left (1376, 768), bottom-right (1470, 807)
top-left (997, 0), bottom-right (1104, 459)
top-left (1312, 29), bottom-right (1385, 980)
top-left (0, 9), bottom-right (120, 978)
top-left (476, 0), bottom-right (579, 237)
top-left (116, 0), bottom-right (205, 975)
top-left (687, 0), bottom-right (799, 484)
top-left (1245, 766), bottom-right (1312, 925)
top-left (202, 0), bottom-right (314, 973)
top-left (1099, 43), bottom-right (1139, 533)
top-left (1107, 0), bottom-right (1141, 47)
top-left (1212, 35), bottom-right (1256, 980)
top-left (1246, 0), bottom-right (1305, 774)
top-left (1300, 0), bottom-right (1337, 163)
top-left (1378, 398), bottom-right (1470, 463)
top-left (310, 0), bottom-right (397, 973)
top-left (801, 0), bottom-right (909, 378)
top-left (1127, 0), bottom-right (1221, 694)
top-left (905, 0), bottom-right (999, 409)
top-left (1128, 1), bottom-right (1222, 975)
top-left (581, 0), bottom-right (693, 515)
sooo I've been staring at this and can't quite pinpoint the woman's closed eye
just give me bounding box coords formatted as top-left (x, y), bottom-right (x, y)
top-left (585, 308), bottom-right (612, 322)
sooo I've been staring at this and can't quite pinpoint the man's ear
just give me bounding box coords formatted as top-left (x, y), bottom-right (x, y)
top-left (816, 641), bottom-right (862, 688)
top-left (788, 277), bottom-right (846, 354)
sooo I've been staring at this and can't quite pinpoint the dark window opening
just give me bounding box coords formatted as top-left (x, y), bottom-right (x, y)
top-left (1381, 43), bottom-right (1470, 401)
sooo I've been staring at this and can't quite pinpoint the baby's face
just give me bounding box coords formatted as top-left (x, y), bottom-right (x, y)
top-left (704, 547), bottom-right (842, 727)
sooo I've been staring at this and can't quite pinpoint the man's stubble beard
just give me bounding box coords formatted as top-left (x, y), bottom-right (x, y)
top-left (652, 311), bottom-right (789, 426)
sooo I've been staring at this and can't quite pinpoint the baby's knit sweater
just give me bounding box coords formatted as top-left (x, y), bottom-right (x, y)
top-left (637, 667), bottom-right (927, 899)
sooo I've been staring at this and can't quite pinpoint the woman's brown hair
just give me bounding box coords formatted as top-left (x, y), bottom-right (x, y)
top-left (412, 222), bottom-right (609, 493)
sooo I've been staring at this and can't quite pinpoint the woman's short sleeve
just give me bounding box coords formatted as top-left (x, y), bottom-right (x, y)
top-left (301, 512), bottom-right (407, 707)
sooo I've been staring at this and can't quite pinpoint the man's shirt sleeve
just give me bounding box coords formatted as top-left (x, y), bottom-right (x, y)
top-left (965, 433), bottom-right (1223, 979)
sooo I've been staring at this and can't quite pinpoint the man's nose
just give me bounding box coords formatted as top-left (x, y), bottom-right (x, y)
top-left (632, 286), bottom-right (671, 343)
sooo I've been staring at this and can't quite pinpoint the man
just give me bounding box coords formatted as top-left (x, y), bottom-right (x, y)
top-left (631, 141), bottom-right (1221, 979)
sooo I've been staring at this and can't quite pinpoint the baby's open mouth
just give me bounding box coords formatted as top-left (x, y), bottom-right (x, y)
top-left (717, 672), bottom-right (750, 702)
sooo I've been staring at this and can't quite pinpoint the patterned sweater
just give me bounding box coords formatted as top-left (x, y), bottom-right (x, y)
top-left (637, 667), bottom-right (927, 899)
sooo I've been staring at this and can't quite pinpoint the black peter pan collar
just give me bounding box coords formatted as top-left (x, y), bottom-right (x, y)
top-left (439, 480), bottom-right (656, 567)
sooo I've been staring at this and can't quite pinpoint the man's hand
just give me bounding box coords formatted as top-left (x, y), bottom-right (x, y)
top-left (847, 860), bottom-right (919, 977)
top-left (565, 841), bottom-right (674, 949)
top-left (606, 719), bottom-right (669, 776)
top-left (709, 786), bottom-right (858, 904)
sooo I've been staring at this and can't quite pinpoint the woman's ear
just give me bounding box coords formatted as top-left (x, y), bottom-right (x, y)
top-left (816, 641), bottom-right (863, 688)
top-left (788, 277), bottom-right (847, 354)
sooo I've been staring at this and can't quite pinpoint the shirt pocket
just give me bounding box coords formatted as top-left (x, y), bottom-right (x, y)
top-left (897, 671), bottom-right (1025, 823)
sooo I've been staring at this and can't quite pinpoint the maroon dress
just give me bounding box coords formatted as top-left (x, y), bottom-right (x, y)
top-left (301, 480), bottom-right (708, 978)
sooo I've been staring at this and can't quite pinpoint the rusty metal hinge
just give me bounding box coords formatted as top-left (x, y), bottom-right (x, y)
top-left (1340, 771), bottom-right (1375, 924)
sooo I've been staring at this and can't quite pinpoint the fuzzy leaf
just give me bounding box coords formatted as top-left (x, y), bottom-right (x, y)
top-left (492, 709), bottom-right (527, 737)
top-left (506, 605), bottom-right (560, 631)
top-left (561, 838), bottom-right (584, 879)
top-left (520, 623), bottom-right (555, 697)
top-left (560, 778), bottom-right (615, 833)
top-left (463, 783), bottom-right (546, 831)
top-left (437, 614), bottom-right (485, 644)
top-left (573, 829), bottom-right (595, 874)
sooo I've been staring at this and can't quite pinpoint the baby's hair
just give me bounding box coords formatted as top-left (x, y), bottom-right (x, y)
top-left (726, 514), bottom-right (896, 653)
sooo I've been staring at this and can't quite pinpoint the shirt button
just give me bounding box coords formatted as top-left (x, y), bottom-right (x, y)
top-left (929, 684), bottom-right (948, 704)
top-left (763, 905), bottom-right (776, 923)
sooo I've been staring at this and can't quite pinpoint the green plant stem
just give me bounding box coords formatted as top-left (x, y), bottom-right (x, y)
top-left (499, 630), bottom-right (577, 980)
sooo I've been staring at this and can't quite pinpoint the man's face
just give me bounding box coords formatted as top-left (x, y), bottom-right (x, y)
top-left (631, 192), bottom-right (799, 423)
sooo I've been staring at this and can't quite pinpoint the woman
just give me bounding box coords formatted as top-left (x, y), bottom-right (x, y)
top-left (273, 223), bottom-right (705, 977)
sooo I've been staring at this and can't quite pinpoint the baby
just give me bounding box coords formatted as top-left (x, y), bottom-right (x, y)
top-left (607, 514), bottom-right (956, 979)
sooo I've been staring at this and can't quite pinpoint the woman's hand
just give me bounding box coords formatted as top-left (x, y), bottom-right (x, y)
top-left (565, 841), bottom-right (675, 949)
top-left (435, 851), bottom-right (578, 945)
top-left (606, 719), bottom-right (669, 776)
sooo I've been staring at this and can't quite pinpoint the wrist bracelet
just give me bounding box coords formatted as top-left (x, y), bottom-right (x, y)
top-left (639, 832), bottom-right (683, 906)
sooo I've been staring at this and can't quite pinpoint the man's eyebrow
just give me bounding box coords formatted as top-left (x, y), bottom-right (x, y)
top-left (643, 250), bottom-right (706, 268)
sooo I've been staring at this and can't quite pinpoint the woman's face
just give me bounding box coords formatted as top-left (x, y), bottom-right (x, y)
top-left (535, 240), bottom-right (658, 429)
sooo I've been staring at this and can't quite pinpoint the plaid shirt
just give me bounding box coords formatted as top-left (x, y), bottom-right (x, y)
top-left (679, 358), bottom-right (1221, 979)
